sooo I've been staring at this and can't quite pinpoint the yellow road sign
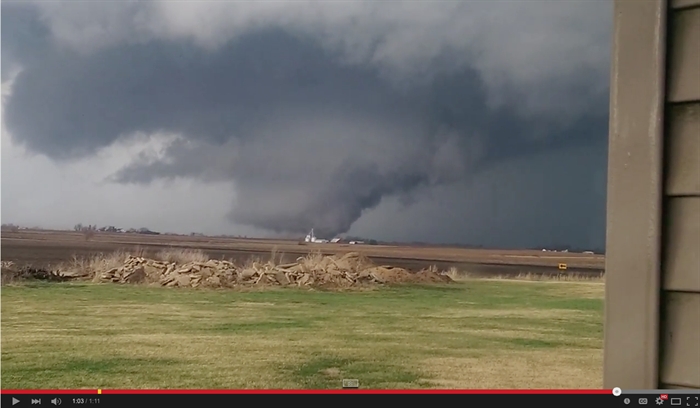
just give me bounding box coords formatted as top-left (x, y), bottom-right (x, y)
top-left (558, 263), bottom-right (567, 270)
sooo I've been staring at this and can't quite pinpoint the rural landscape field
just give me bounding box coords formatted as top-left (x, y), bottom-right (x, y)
top-left (1, 229), bottom-right (605, 389)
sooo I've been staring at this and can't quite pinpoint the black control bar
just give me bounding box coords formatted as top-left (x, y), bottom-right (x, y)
top-left (6, 392), bottom-right (698, 408)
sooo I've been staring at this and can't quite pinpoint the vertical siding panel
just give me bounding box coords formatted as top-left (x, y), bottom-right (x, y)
top-left (671, 0), bottom-right (700, 9)
top-left (660, 292), bottom-right (700, 387)
top-left (605, 0), bottom-right (667, 389)
top-left (663, 198), bottom-right (700, 292)
top-left (667, 8), bottom-right (700, 102)
top-left (665, 104), bottom-right (700, 196)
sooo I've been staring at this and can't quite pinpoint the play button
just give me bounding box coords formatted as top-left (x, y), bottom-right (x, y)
top-left (12, 397), bottom-right (20, 405)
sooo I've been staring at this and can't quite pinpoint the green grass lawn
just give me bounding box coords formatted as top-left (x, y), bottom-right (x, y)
top-left (0, 280), bottom-right (604, 389)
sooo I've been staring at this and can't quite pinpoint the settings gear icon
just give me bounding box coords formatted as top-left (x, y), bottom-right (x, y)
top-left (656, 397), bottom-right (664, 405)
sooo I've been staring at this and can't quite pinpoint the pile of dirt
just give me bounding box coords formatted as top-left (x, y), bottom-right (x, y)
top-left (1, 261), bottom-right (73, 285)
top-left (92, 252), bottom-right (453, 288)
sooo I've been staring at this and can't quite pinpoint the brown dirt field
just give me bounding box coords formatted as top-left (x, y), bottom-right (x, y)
top-left (0, 229), bottom-right (604, 276)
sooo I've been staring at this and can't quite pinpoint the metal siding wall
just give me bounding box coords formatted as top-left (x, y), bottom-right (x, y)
top-left (672, 0), bottom-right (700, 8)
top-left (665, 104), bottom-right (700, 196)
top-left (660, 292), bottom-right (700, 387)
top-left (667, 7), bottom-right (700, 102)
top-left (660, 1), bottom-right (700, 390)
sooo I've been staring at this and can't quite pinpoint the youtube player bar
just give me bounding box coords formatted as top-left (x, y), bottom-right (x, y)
top-left (3, 389), bottom-right (699, 407)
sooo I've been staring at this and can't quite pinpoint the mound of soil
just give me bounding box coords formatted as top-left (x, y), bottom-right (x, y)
top-left (87, 252), bottom-right (454, 289)
top-left (1, 263), bottom-right (73, 285)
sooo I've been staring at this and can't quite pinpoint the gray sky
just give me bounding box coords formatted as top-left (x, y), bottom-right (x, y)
top-left (1, 1), bottom-right (612, 249)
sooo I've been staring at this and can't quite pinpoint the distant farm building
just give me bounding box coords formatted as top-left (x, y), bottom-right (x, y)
top-left (304, 229), bottom-right (328, 243)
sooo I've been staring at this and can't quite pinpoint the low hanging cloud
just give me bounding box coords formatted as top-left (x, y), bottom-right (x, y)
top-left (2, 1), bottom-right (612, 245)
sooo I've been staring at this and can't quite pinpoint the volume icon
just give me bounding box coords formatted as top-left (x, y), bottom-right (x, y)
top-left (51, 398), bottom-right (62, 405)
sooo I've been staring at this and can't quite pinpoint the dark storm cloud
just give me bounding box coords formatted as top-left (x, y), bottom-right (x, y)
top-left (1, 1), bottom-right (612, 245)
top-left (1, 3), bottom-right (50, 82)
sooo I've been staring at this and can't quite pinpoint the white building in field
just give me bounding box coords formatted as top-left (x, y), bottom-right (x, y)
top-left (304, 229), bottom-right (329, 243)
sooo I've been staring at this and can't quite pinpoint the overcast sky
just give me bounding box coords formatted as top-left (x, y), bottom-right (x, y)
top-left (1, 1), bottom-right (612, 249)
